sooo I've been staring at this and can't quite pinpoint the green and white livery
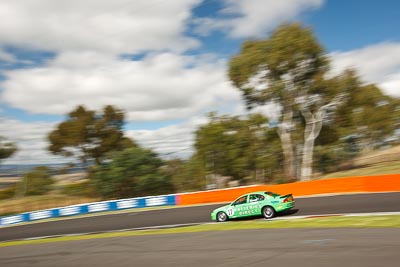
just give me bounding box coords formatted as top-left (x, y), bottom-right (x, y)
top-left (211, 191), bottom-right (295, 222)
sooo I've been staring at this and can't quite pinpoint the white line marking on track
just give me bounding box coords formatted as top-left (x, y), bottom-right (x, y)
top-left (268, 211), bottom-right (400, 221)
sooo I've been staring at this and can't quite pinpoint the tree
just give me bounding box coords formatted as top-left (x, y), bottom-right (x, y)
top-left (295, 77), bottom-right (346, 180)
top-left (335, 71), bottom-right (399, 152)
top-left (17, 166), bottom-right (54, 196)
top-left (0, 136), bottom-right (17, 165)
top-left (163, 156), bottom-right (208, 192)
top-left (194, 113), bottom-right (281, 184)
top-left (310, 70), bottom-right (399, 174)
top-left (92, 147), bottom-right (173, 199)
top-left (229, 23), bottom-right (346, 181)
top-left (48, 105), bottom-right (136, 167)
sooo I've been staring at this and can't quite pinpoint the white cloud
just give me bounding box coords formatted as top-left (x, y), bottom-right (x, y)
top-left (1, 52), bottom-right (241, 121)
top-left (0, 117), bottom-right (67, 164)
top-left (330, 42), bottom-right (400, 97)
top-left (0, 0), bottom-right (201, 54)
top-left (380, 74), bottom-right (400, 98)
top-left (194, 0), bottom-right (323, 38)
top-left (126, 116), bottom-right (209, 159)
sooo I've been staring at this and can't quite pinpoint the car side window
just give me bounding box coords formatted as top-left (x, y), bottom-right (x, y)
top-left (249, 194), bottom-right (265, 202)
top-left (233, 196), bottom-right (247, 205)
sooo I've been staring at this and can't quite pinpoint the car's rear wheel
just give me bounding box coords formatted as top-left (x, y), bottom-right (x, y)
top-left (217, 211), bottom-right (228, 222)
top-left (262, 206), bottom-right (275, 219)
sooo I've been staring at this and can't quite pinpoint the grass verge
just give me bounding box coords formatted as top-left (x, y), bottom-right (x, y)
top-left (1, 215), bottom-right (399, 248)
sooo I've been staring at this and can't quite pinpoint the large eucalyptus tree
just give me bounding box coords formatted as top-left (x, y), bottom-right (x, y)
top-left (229, 23), bottom-right (346, 180)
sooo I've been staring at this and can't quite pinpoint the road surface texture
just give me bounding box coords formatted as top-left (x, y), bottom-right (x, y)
top-left (1, 228), bottom-right (399, 267)
top-left (0, 192), bottom-right (399, 241)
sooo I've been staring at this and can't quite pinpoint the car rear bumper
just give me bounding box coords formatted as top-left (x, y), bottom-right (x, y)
top-left (275, 201), bottom-right (295, 212)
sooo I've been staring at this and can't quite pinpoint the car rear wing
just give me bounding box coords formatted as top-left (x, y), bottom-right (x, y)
top-left (280, 194), bottom-right (294, 202)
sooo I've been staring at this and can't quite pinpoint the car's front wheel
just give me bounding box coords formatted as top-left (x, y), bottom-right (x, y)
top-left (262, 206), bottom-right (275, 219)
top-left (217, 211), bottom-right (228, 222)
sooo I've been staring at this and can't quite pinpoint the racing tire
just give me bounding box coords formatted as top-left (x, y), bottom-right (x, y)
top-left (217, 211), bottom-right (228, 222)
top-left (262, 206), bottom-right (275, 219)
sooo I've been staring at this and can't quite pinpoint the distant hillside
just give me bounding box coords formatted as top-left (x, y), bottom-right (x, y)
top-left (0, 163), bottom-right (85, 177)
top-left (352, 145), bottom-right (400, 167)
top-left (321, 145), bottom-right (400, 179)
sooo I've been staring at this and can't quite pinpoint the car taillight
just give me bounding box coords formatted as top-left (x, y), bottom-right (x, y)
top-left (283, 196), bottom-right (293, 203)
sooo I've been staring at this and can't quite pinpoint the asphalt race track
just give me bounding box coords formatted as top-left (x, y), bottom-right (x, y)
top-left (0, 192), bottom-right (399, 242)
top-left (1, 228), bottom-right (400, 266)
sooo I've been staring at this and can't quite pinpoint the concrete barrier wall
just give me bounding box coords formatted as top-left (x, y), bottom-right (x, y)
top-left (177, 174), bottom-right (400, 205)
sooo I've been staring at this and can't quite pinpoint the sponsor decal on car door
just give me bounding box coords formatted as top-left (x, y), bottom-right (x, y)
top-left (231, 195), bottom-right (247, 217)
top-left (234, 194), bottom-right (264, 217)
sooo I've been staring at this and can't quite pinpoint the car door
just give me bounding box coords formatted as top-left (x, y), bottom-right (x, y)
top-left (248, 193), bottom-right (265, 216)
top-left (229, 195), bottom-right (249, 218)
top-left (227, 195), bottom-right (248, 218)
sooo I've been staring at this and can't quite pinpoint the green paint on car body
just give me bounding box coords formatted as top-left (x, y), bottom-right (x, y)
top-left (211, 191), bottom-right (295, 221)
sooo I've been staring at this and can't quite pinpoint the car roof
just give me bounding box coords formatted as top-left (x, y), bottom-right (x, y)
top-left (249, 191), bottom-right (266, 195)
top-left (240, 191), bottom-right (277, 196)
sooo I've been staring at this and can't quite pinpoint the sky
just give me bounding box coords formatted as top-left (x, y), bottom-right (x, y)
top-left (0, 0), bottom-right (399, 165)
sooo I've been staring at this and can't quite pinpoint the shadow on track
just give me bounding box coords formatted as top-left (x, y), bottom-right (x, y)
top-left (279, 208), bottom-right (300, 217)
top-left (226, 208), bottom-right (300, 222)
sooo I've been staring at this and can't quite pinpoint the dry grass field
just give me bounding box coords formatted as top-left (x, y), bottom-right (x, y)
top-left (320, 145), bottom-right (400, 178)
top-left (0, 195), bottom-right (99, 216)
top-left (0, 172), bottom-right (92, 216)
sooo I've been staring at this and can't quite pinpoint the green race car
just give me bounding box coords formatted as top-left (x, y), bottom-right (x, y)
top-left (211, 191), bottom-right (295, 222)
